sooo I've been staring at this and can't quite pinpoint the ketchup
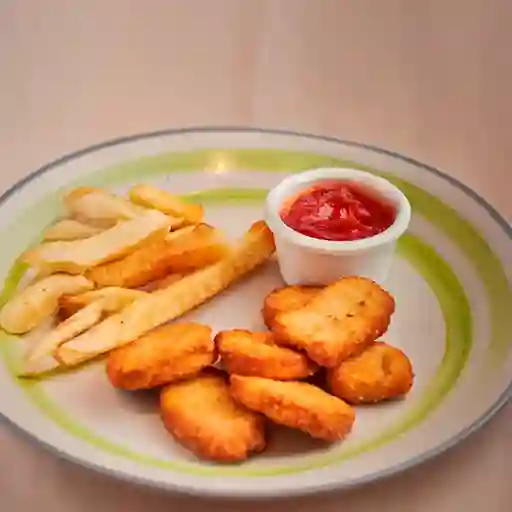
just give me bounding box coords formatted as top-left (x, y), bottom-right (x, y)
top-left (280, 181), bottom-right (396, 242)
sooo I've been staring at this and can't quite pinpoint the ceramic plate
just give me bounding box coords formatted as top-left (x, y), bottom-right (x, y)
top-left (0, 128), bottom-right (510, 498)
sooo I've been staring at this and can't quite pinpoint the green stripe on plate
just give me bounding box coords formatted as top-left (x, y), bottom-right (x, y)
top-left (0, 145), bottom-right (508, 477)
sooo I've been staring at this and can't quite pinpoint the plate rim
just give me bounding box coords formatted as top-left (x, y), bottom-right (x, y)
top-left (0, 126), bottom-right (510, 499)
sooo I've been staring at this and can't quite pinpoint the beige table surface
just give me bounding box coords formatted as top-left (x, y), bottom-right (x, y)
top-left (1, 1), bottom-right (511, 511)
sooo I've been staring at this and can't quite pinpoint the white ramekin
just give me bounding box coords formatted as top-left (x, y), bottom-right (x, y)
top-left (265, 168), bottom-right (411, 286)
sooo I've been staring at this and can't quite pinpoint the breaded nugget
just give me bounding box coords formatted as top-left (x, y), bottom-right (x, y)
top-left (160, 372), bottom-right (266, 462)
top-left (262, 285), bottom-right (321, 329)
top-left (328, 342), bottom-right (414, 404)
top-left (106, 323), bottom-right (215, 390)
top-left (272, 276), bottom-right (395, 368)
top-left (215, 329), bottom-right (317, 380)
top-left (88, 224), bottom-right (230, 289)
top-left (230, 375), bottom-right (355, 441)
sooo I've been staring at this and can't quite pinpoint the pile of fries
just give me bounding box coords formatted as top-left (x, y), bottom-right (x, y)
top-left (0, 184), bottom-right (275, 376)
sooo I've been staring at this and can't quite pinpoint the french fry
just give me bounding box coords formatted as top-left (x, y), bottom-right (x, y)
top-left (129, 184), bottom-right (203, 225)
top-left (55, 221), bottom-right (275, 367)
top-left (64, 187), bottom-right (151, 227)
top-left (87, 224), bottom-right (231, 288)
top-left (58, 287), bottom-right (147, 320)
top-left (21, 210), bottom-right (172, 274)
top-left (0, 274), bottom-right (93, 334)
top-left (146, 273), bottom-right (185, 291)
top-left (43, 219), bottom-right (104, 241)
top-left (21, 300), bottom-right (106, 376)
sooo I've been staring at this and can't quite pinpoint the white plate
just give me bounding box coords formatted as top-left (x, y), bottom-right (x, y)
top-left (0, 128), bottom-right (510, 498)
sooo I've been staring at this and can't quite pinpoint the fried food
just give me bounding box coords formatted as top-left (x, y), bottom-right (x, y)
top-left (0, 274), bottom-right (93, 334)
top-left (272, 276), bottom-right (395, 368)
top-left (58, 287), bottom-right (147, 320)
top-left (64, 187), bottom-right (179, 228)
top-left (216, 329), bottom-right (317, 380)
top-left (129, 183), bottom-right (203, 226)
top-left (160, 371), bottom-right (266, 462)
top-left (54, 221), bottom-right (275, 367)
top-left (43, 219), bottom-right (104, 241)
top-left (22, 210), bottom-right (172, 274)
top-left (262, 285), bottom-right (321, 329)
top-left (87, 224), bottom-right (231, 288)
top-left (145, 273), bottom-right (185, 291)
top-left (328, 342), bottom-right (414, 404)
top-left (22, 300), bottom-right (106, 376)
top-left (230, 375), bottom-right (355, 441)
top-left (106, 323), bottom-right (215, 390)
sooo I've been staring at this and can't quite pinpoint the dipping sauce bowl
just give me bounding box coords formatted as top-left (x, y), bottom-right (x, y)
top-left (265, 168), bottom-right (411, 285)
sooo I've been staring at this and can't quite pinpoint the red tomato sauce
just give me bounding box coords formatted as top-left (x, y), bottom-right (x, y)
top-left (280, 181), bottom-right (396, 242)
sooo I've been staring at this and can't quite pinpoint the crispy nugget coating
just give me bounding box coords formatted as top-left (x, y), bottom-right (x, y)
top-left (216, 329), bottom-right (317, 380)
top-left (160, 372), bottom-right (266, 462)
top-left (328, 342), bottom-right (414, 404)
top-left (230, 375), bottom-right (355, 441)
top-left (262, 285), bottom-right (321, 329)
top-left (106, 323), bottom-right (215, 390)
top-left (272, 276), bottom-right (395, 368)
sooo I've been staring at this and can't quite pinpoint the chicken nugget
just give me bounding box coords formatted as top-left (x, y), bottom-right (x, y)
top-left (216, 329), bottom-right (317, 380)
top-left (106, 323), bottom-right (215, 390)
top-left (272, 276), bottom-right (395, 368)
top-left (328, 342), bottom-right (414, 404)
top-left (230, 375), bottom-right (355, 441)
top-left (262, 285), bottom-right (321, 329)
top-left (160, 372), bottom-right (266, 462)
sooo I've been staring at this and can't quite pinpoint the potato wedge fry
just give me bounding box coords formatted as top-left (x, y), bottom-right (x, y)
top-left (0, 274), bottom-right (93, 334)
top-left (58, 287), bottom-right (147, 320)
top-left (22, 300), bottom-right (106, 376)
top-left (55, 221), bottom-right (275, 366)
top-left (87, 224), bottom-right (231, 288)
top-left (144, 273), bottom-right (185, 292)
top-left (43, 219), bottom-right (104, 241)
top-left (130, 184), bottom-right (203, 225)
top-left (22, 210), bottom-right (172, 273)
top-left (64, 187), bottom-right (155, 227)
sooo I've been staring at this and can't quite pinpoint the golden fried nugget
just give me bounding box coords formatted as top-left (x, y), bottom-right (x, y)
top-left (87, 224), bottom-right (231, 288)
top-left (216, 329), bottom-right (317, 380)
top-left (106, 323), bottom-right (215, 390)
top-left (262, 285), bottom-right (321, 329)
top-left (272, 276), bottom-right (395, 368)
top-left (328, 342), bottom-right (414, 404)
top-left (55, 221), bottom-right (275, 367)
top-left (230, 375), bottom-right (355, 441)
top-left (160, 372), bottom-right (266, 462)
